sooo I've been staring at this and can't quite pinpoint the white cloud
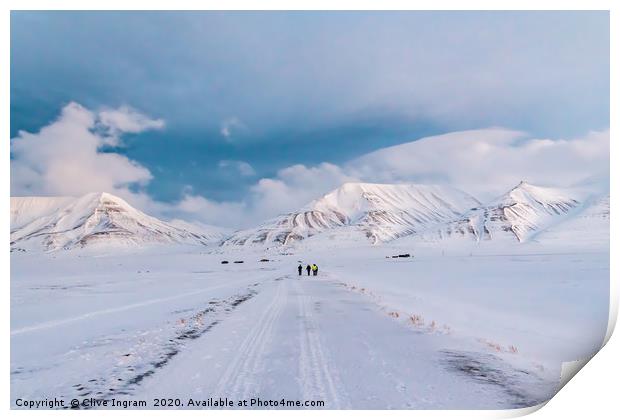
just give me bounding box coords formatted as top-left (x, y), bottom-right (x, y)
top-left (220, 117), bottom-right (244, 140)
top-left (10, 103), bottom-right (255, 228)
top-left (10, 102), bottom-right (155, 198)
top-left (99, 105), bottom-right (164, 134)
top-left (9, 102), bottom-right (252, 228)
top-left (218, 160), bottom-right (256, 177)
top-left (246, 163), bottom-right (357, 222)
top-left (162, 162), bottom-right (356, 228)
top-left (163, 193), bottom-right (247, 228)
top-left (347, 128), bottom-right (610, 200)
top-left (133, 128), bottom-right (611, 228)
top-left (97, 105), bottom-right (164, 147)
top-left (219, 128), bottom-right (609, 226)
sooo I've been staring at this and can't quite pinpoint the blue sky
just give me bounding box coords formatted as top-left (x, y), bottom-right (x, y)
top-left (10, 11), bottom-right (610, 225)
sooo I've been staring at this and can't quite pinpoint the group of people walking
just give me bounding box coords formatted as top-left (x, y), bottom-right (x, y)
top-left (298, 263), bottom-right (318, 276)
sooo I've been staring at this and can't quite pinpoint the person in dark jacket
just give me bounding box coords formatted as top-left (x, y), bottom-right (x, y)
top-left (306, 264), bottom-right (311, 276)
top-left (298, 264), bottom-right (303, 276)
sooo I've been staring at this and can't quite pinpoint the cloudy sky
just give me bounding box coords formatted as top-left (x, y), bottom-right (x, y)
top-left (10, 11), bottom-right (609, 227)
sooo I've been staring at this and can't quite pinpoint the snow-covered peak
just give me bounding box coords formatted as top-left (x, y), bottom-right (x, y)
top-left (425, 182), bottom-right (581, 243)
top-left (222, 182), bottom-right (481, 247)
top-left (500, 181), bottom-right (575, 208)
top-left (311, 182), bottom-right (480, 221)
top-left (494, 181), bottom-right (579, 220)
top-left (10, 192), bottom-right (227, 252)
top-left (308, 182), bottom-right (373, 219)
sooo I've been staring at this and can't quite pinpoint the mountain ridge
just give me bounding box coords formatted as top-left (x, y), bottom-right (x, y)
top-left (222, 182), bottom-right (481, 247)
top-left (10, 192), bottom-right (226, 251)
top-left (11, 181), bottom-right (607, 252)
top-left (420, 181), bottom-right (583, 243)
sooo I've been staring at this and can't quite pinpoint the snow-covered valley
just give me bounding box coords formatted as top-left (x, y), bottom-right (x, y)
top-left (10, 181), bottom-right (610, 409)
top-left (11, 246), bottom-right (609, 409)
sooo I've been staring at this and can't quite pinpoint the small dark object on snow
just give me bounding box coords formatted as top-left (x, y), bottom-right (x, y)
top-left (391, 255), bottom-right (399, 258)
top-left (398, 254), bottom-right (411, 258)
top-left (259, 258), bottom-right (270, 262)
top-left (221, 260), bottom-right (229, 264)
top-left (234, 260), bottom-right (244, 264)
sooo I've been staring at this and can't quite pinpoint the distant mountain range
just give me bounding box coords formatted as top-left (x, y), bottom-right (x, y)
top-left (10, 181), bottom-right (609, 252)
top-left (221, 183), bottom-right (481, 246)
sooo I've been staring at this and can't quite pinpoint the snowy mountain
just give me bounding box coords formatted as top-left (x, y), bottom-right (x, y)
top-left (221, 182), bottom-right (481, 247)
top-left (11, 196), bottom-right (75, 230)
top-left (533, 194), bottom-right (609, 247)
top-left (13, 182), bottom-right (602, 252)
top-left (10, 192), bottom-right (226, 251)
top-left (426, 182), bottom-right (581, 243)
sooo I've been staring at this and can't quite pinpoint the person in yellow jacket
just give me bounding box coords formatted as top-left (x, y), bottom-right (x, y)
top-left (312, 264), bottom-right (318, 276)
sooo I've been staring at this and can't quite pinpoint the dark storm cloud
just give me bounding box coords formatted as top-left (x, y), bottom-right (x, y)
top-left (11, 11), bottom-right (609, 204)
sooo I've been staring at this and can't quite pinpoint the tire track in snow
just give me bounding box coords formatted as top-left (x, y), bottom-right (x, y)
top-left (213, 278), bottom-right (287, 400)
top-left (44, 287), bottom-right (259, 409)
top-left (11, 279), bottom-right (256, 336)
top-left (296, 280), bottom-right (349, 409)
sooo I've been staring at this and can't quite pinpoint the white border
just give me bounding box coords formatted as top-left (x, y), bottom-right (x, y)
top-left (2, 1), bottom-right (616, 419)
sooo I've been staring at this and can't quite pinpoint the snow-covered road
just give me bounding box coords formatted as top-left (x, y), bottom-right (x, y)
top-left (134, 271), bottom-right (555, 409)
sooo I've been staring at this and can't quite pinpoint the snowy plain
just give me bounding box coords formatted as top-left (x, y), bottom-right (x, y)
top-left (10, 237), bottom-right (608, 409)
